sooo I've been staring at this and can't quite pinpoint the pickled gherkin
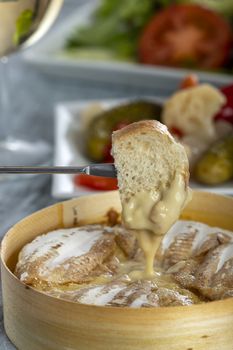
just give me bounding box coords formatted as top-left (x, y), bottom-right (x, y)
top-left (194, 134), bottom-right (233, 185)
top-left (85, 100), bottom-right (162, 161)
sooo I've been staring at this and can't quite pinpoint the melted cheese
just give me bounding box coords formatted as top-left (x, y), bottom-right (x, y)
top-left (122, 173), bottom-right (191, 277)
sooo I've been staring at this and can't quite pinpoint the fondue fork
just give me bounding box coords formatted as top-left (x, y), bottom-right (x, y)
top-left (0, 164), bottom-right (117, 178)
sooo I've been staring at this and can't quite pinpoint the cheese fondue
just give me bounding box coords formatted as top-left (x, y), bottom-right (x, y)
top-left (122, 173), bottom-right (192, 276)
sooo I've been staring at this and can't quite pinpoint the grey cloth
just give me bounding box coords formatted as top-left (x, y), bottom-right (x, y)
top-left (0, 1), bottom-right (172, 348)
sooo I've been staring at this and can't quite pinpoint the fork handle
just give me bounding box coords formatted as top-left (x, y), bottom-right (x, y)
top-left (0, 164), bottom-right (117, 178)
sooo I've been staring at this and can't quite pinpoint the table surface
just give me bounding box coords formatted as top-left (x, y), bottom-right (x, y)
top-left (0, 1), bottom-right (176, 348)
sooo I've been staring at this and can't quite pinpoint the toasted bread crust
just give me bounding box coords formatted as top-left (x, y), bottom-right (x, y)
top-left (112, 120), bottom-right (175, 144)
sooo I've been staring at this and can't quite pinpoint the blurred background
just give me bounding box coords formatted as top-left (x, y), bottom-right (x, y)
top-left (0, 1), bottom-right (233, 347)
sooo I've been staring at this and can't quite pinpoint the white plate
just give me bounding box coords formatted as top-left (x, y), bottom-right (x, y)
top-left (24, 0), bottom-right (233, 89)
top-left (52, 98), bottom-right (233, 199)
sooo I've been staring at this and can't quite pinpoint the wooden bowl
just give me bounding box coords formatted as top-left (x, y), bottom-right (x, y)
top-left (1, 191), bottom-right (233, 350)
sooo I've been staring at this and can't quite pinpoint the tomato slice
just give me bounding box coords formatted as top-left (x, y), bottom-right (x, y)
top-left (74, 174), bottom-right (118, 191)
top-left (221, 84), bottom-right (233, 107)
top-left (215, 84), bottom-right (233, 125)
top-left (139, 4), bottom-right (232, 69)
